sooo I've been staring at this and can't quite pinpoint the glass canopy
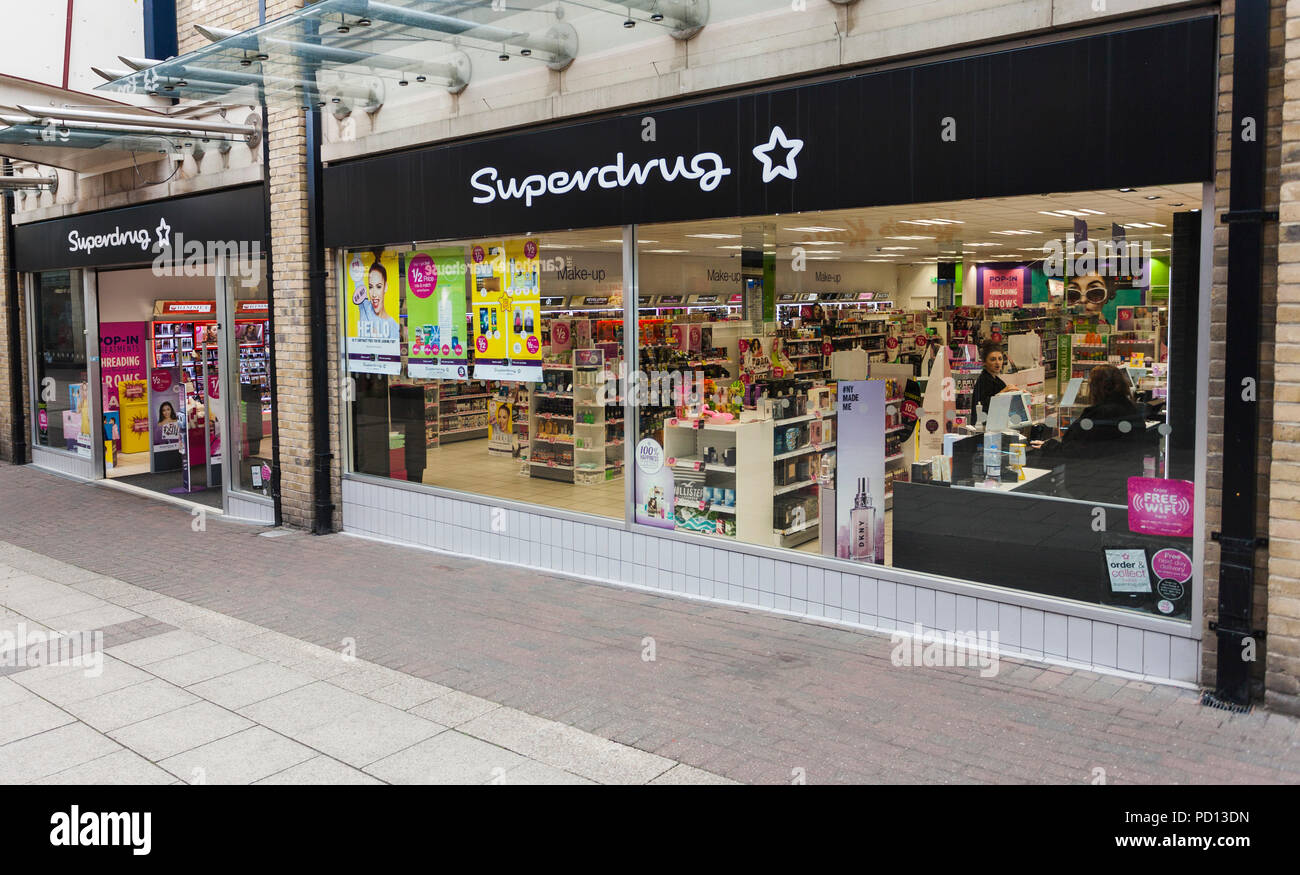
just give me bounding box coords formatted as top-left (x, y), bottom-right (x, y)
top-left (94, 0), bottom-right (778, 108)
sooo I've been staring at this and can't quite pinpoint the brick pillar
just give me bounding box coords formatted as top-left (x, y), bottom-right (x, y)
top-left (1266, 0), bottom-right (1300, 714)
top-left (1206, 0), bottom-right (1288, 710)
top-left (264, 0), bottom-right (341, 532)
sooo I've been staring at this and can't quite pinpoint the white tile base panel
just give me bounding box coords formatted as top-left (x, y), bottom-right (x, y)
top-left (341, 479), bottom-right (1201, 686)
top-left (31, 447), bottom-right (95, 481)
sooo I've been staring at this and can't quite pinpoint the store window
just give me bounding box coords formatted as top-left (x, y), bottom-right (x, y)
top-left (345, 228), bottom-right (626, 519)
top-left (226, 262), bottom-right (273, 496)
top-left (31, 270), bottom-right (90, 454)
top-left (632, 187), bottom-right (1201, 621)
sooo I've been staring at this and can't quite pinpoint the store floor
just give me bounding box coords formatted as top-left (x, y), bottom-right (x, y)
top-left (420, 438), bottom-right (626, 520)
top-left (106, 452), bottom-right (223, 510)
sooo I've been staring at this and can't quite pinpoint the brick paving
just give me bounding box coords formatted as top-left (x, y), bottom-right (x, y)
top-left (2, 463), bottom-right (1299, 784)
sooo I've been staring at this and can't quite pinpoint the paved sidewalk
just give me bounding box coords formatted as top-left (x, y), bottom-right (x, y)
top-left (0, 544), bottom-right (730, 784)
top-left (1, 463), bottom-right (1299, 784)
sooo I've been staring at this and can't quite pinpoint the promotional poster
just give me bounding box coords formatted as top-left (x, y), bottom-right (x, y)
top-left (472, 239), bottom-right (543, 381)
top-left (835, 380), bottom-right (886, 565)
top-left (149, 368), bottom-right (184, 455)
top-left (98, 321), bottom-right (148, 414)
top-left (116, 379), bottom-right (151, 455)
top-left (345, 250), bottom-right (402, 374)
top-left (917, 346), bottom-right (953, 459)
top-left (407, 249), bottom-right (469, 380)
top-left (635, 438), bottom-right (675, 530)
top-left (980, 267), bottom-right (1029, 308)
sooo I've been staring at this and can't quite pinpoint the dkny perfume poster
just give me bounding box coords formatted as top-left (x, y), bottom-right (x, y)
top-left (836, 380), bottom-right (886, 565)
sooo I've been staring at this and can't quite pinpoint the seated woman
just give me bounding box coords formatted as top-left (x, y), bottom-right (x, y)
top-left (1028, 364), bottom-right (1151, 503)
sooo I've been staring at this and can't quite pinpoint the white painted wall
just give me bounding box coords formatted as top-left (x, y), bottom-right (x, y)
top-left (897, 264), bottom-right (939, 309)
top-left (96, 268), bottom-right (216, 324)
top-left (0, 0), bottom-right (143, 94)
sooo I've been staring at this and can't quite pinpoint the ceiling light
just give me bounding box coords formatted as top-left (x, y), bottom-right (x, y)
top-left (1145, 195), bottom-right (1160, 200)
top-left (784, 226), bottom-right (845, 233)
top-left (1079, 209), bottom-right (1106, 215)
top-left (337, 24), bottom-right (351, 34)
top-left (647, 249), bottom-right (689, 254)
top-left (416, 75), bottom-right (427, 83)
top-left (880, 246), bottom-right (916, 251)
top-left (357, 18), bottom-right (371, 26)
top-left (1170, 202), bottom-right (1185, 207)
top-left (965, 242), bottom-right (998, 247)
top-left (716, 245), bottom-right (744, 250)
top-left (651, 12), bottom-right (665, 21)
top-left (686, 233), bottom-right (741, 239)
top-left (1038, 210), bottom-right (1067, 218)
top-left (793, 241), bottom-right (841, 246)
top-left (1146, 222), bottom-right (1166, 228)
top-left (886, 235), bottom-right (935, 241)
top-left (1119, 187), bottom-right (1136, 192)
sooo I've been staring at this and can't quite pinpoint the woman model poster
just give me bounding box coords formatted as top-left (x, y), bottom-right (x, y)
top-left (353, 257), bottom-right (400, 340)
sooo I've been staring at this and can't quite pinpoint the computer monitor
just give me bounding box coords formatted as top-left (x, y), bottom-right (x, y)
top-left (985, 391), bottom-right (1032, 432)
top-left (1060, 377), bottom-right (1084, 408)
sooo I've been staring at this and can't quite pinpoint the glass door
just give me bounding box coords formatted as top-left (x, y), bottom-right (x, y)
top-left (221, 257), bottom-right (273, 499)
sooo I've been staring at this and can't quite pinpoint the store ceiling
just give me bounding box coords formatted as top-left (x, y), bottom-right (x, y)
top-left (531, 183), bottom-right (1202, 262)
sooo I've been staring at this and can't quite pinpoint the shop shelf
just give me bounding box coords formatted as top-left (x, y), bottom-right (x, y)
top-left (775, 518), bottom-right (819, 536)
top-left (773, 479), bottom-right (817, 495)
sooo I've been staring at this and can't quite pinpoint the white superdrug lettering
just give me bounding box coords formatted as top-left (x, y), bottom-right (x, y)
top-left (471, 150), bottom-right (732, 207)
top-left (67, 226), bottom-right (153, 254)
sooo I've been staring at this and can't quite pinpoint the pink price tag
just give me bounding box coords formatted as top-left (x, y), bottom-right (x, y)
top-left (693, 462), bottom-right (703, 471)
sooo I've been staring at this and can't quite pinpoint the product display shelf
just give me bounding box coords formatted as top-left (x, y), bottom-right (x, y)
top-left (770, 398), bottom-right (838, 547)
top-left (438, 380), bottom-right (492, 444)
top-left (530, 364), bottom-right (577, 482)
top-left (663, 416), bottom-right (774, 543)
top-left (423, 384), bottom-right (439, 449)
top-left (573, 353), bottom-right (624, 485)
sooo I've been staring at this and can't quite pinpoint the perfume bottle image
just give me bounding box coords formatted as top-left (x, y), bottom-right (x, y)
top-left (479, 308), bottom-right (489, 336)
top-left (524, 308), bottom-right (534, 335)
top-left (850, 477), bottom-right (876, 562)
top-left (490, 309), bottom-right (498, 338)
top-left (514, 308), bottom-right (523, 336)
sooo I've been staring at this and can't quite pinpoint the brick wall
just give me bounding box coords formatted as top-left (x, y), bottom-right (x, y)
top-left (1267, 0), bottom-right (1300, 714)
top-left (177, 0), bottom-right (261, 56)
top-left (1205, 0), bottom-right (1289, 711)
top-left (262, 0), bottom-right (340, 531)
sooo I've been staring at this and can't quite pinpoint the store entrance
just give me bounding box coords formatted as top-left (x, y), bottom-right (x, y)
top-left (96, 269), bottom-right (226, 509)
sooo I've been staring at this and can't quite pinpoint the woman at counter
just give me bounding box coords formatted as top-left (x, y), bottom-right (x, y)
top-left (969, 341), bottom-right (1016, 427)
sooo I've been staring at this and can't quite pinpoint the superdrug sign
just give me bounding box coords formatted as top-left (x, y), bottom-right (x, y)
top-left (325, 18), bottom-right (1215, 249)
